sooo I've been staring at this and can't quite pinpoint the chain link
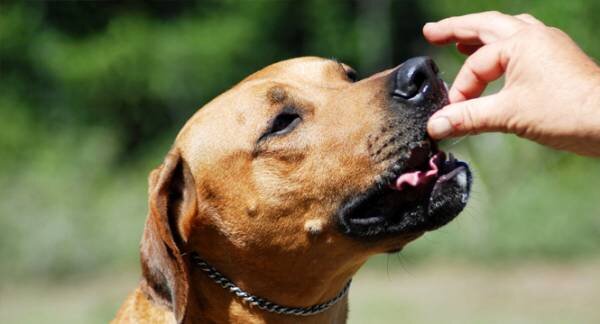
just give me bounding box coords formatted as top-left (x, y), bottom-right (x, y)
top-left (190, 253), bottom-right (352, 316)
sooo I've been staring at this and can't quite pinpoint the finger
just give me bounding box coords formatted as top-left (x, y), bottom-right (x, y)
top-left (456, 43), bottom-right (481, 56)
top-left (514, 13), bottom-right (545, 26)
top-left (428, 94), bottom-right (508, 139)
top-left (423, 11), bottom-right (526, 45)
top-left (449, 41), bottom-right (508, 103)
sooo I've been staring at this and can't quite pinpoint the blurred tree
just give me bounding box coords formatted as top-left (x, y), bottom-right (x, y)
top-left (1, 0), bottom-right (598, 282)
top-left (0, 0), bottom-right (429, 279)
top-left (0, 0), bottom-right (427, 164)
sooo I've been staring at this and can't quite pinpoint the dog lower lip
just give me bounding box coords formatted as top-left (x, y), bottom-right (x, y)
top-left (351, 216), bottom-right (384, 225)
top-left (337, 147), bottom-right (471, 238)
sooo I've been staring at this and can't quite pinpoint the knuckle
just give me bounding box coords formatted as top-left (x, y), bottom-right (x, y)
top-left (505, 114), bottom-right (524, 136)
top-left (523, 25), bottom-right (567, 45)
top-left (465, 59), bottom-right (485, 84)
top-left (485, 10), bottom-right (503, 17)
top-left (515, 25), bottom-right (546, 40)
top-left (548, 26), bottom-right (568, 38)
top-left (460, 104), bottom-right (478, 133)
top-left (483, 11), bottom-right (505, 23)
top-left (516, 13), bottom-right (535, 20)
top-left (531, 25), bottom-right (549, 34)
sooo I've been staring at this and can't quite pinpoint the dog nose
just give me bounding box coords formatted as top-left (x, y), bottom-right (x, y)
top-left (392, 56), bottom-right (442, 101)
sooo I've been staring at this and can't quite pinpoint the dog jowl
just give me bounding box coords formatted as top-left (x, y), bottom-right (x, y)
top-left (113, 56), bottom-right (472, 324)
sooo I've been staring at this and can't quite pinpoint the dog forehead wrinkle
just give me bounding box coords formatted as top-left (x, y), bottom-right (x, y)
top-left (241, 56), bottom-right (333, 83)
top-left (266, 86), bottom-right (287, 104)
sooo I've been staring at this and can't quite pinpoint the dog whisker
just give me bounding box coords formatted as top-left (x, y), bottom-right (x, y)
top-left (449, 136), bottom-right (466, 146)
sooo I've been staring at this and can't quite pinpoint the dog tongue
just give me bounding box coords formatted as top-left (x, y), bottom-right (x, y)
top-left (393, 153), bottom-right (442, 191)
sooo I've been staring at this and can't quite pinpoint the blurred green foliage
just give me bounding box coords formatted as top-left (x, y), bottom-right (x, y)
top-left (1, 0), bottom-right (599, 284)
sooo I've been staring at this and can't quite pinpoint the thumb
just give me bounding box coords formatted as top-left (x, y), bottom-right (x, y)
top-left (427, 94), bottom-right (508, 139)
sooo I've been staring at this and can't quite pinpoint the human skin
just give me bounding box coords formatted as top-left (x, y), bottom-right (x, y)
top-left (423, 11), bottom-right (600, 157)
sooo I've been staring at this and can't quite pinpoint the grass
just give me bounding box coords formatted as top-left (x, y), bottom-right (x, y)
top-left (2, 259), bottom-right (600, 323)
top-left (349, 258), bottom-right (600, 324)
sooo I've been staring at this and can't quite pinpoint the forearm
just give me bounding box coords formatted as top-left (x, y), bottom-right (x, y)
top-left (582, 73), bottom-right (600, 156)
top-left (590, 76), bottom-right (600, 157)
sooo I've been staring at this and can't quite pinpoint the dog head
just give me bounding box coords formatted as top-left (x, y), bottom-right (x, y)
top-left (140, 56), bottom-right (471, 321)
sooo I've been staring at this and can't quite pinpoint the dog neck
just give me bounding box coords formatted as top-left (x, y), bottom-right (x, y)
top-left (181, 251), bottom-right (363, 323)
top-left (186, 277), bottom-right (350, 323)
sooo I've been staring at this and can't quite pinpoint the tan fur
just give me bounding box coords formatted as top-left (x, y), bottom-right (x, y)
top-left (304, 218), bottom-right (324, 235)
top-left (113, 288), bottom-right (176, 324)
top-left (114, 57), bottom-right (420, 323)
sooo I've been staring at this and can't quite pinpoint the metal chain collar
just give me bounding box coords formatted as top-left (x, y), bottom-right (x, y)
top-left (189, 252), bottom-right (352, 316)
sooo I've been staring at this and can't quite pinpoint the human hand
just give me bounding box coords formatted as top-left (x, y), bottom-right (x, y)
top-left (424, 11), bottom-right (600, 156)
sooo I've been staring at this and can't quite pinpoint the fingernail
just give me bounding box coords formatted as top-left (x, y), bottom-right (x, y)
top-left (423, 22), bottom-right (436, 30)
top-left (428, 116), bottom-right (453, 138)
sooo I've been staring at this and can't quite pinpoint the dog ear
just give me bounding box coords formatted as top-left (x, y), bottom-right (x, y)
top-left (140, 148), bottom-right (197, 323)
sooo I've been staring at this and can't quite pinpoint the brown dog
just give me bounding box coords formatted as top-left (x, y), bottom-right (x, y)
top-left (112, 56), bottom-right (471, 323)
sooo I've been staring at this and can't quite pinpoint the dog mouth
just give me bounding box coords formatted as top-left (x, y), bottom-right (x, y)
top-left (337, 142), bottom-right (472, 239)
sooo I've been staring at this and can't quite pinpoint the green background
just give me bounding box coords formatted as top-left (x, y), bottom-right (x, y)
top-left (1, 1), bottom-right (599, 323)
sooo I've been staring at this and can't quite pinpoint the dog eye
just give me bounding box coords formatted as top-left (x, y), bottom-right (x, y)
top-left (266, 111), bottom-right (302, 137)
top-left (339, 63), bottom-right (357, 82)
top-left (345, 69), bottom-right (357, 82)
